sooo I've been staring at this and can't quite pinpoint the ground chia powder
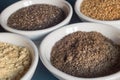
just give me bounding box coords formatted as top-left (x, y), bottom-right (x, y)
top-left (7, 4), bottom-right (65, 31)
top-left (51, 31), bottom-right (120, 78)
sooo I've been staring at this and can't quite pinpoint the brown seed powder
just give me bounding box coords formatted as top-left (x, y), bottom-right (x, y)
top-left (51, 31), bottom-right (120, 78)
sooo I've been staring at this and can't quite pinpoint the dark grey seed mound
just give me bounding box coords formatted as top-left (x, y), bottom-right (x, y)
top-left (7, 4), bottom-right (65, 31)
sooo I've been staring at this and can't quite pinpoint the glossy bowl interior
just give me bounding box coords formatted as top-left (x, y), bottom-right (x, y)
top-left (75, 0), bottom-right (120, 29)
top-left (0, 0), bottom-right (73, 40)
top-left (40, 23), bottom-right (120, 80)
top-left (0, 33), bottom-right (38, 80)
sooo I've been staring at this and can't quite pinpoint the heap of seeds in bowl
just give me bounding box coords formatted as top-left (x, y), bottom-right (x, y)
top-left (0, 42), bottom-right (31, 80)
top-left (7, 4), bottom-right (65, 30)
top-left (51, 31), bottom-right (120, 78)
top-left (80, 0), bottom-right (120, 20)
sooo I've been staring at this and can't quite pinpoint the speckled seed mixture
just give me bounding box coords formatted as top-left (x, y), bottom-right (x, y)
top-left (0, 42), bottom-right (31, 80)
top-left (80, 0), bottom-right (120, 20)
top-left (7, 4), bottom-right (65, 30)
top-left (51, 31), bottom-right (120, 78)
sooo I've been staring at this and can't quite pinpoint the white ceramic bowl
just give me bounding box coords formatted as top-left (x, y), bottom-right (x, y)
top-left (0, 33), bottom-right (38, 80)
top-left (40, 23), bottom-right (120, 80)
top-left (0, 0), bottom-right (73, 40)
top-left (75, 0), bottom-right (120, 29)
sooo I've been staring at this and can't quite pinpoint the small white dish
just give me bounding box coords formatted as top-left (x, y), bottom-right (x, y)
top-left (0, 0), bottom-right (73, 40)
top-left (40, 23), bottom-right (120, 80)
top-left (0, 33), bottom-right (38, 80)
top-left (75, 0), bottom-right (120, 29)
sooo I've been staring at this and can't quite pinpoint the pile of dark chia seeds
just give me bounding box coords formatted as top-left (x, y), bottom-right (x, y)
top-left (51, 31), bottom-right (120, 78)
top-left (7, 4), bottom-right (65, 31)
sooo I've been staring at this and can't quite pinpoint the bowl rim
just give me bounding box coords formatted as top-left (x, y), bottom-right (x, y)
top-left (0, 0), bottom-right (73, 34)
top-left (74, 0), bottom-right (120, 23)
top-left (40, 22), bottom-right (120, 80)
top-left (0, 33), bottom-right (39, 80)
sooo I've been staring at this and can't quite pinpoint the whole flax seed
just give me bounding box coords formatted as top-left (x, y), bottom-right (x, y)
top-left (51, 31), bottom-right (120, 78)
top-left (80, 0), bottom-right (120, 20)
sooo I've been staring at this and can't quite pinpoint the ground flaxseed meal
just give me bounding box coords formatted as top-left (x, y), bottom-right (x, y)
top-left (0, 42), bottom-right (31, 80)
top-left (7, 4), bottom-right (65, 30)
top-left (80, 0), bottom-right (120, 20)
top-left (51, 31), bottom-right (120, 78)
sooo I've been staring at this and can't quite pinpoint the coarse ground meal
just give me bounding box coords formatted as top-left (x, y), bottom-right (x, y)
top-left (0, 42), bottom-right (31, 80)
top-left (80, 0), bottom-right (120, 20)
top-left (51, 31), bottom-right (120, 78)
top-left (7, 4), bottom-right (65, 31)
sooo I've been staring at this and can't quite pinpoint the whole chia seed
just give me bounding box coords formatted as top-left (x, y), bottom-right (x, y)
top-left (80, 0), bottom-right (120, 20)
top-left (7, 4), bottom-right (65, 30)
top-left (51, 31), bottom-right (120, 78)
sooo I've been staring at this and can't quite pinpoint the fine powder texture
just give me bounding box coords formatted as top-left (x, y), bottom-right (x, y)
top-left (7, 4), bottom-right (65, 30)
top-left (51, 31), bottom-right (120, 78)
top-left (0, 42), bottom-right (31, 80)
top-left (80, 0), bottom-right (120, 20)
